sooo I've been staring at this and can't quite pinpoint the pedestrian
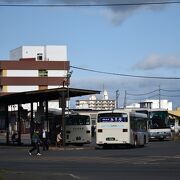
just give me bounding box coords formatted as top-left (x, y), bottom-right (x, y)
top-left (29, 130), bottom-right (41, 156)
top-left (11, 131), bottom-right (18, 144)
top-left (41, 129), bottom-right (49, 151)
top-left (56, 131), bottom-right (62, 147)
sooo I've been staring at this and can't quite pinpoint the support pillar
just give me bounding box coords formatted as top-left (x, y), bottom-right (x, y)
top-left (17, 104), bottom-right (21, 145)
top-left (30, 102), bottom-right (34, 140)
top-left (5, 104), bottom-right (9, 145)
top-left (45, 100), bottom-right (49, 131)
top-left (61, 91), bottom-right (66, 147)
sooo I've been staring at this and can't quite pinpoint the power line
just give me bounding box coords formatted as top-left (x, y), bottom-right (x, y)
top-left (126, 89), bottom-right (180, 97)
top-left (122, 89), bottom-right (180, 95)
top-left (161, 88), bottom-right (180, 92)
top-left (127, 89), bottom-right (158, 96)
top-left (147, 94), bottom-right (160, 99)
top-left (0, 1), bottom-right (180, 7)
top-left (126, 94), bottom-right (159, 101)
top-left (70, 65), bottom-right (180, 80)
top-left (161, 94), bottom-right (180, 97)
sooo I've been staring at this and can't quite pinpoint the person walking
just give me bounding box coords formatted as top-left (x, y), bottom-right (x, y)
top-left (29, 130), bottom-right (41, 156)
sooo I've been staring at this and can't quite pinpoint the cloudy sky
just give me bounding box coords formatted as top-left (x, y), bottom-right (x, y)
top-left (0, 0), bottom-right (180, 108)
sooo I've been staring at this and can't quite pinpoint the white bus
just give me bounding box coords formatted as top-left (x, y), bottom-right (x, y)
top-left (65, 114), bottom-right (91, 145)
top-left (135, 109), bottom-right (172, 141)
top-left (96, 110), bottom-right (148, 148)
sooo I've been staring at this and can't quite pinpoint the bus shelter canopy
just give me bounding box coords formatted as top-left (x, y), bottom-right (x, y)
top-left (0, 87), bottom-right (100, 105)
top-left (168, 110), bottom-right (180, 119)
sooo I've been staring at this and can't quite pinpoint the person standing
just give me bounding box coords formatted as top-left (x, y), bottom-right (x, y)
top-left (11, 131), bottom-right (18, 144)
top-left (29, 130), bottom-right (41, 156)
top-left (56, 131), bottom-right (62, 147)
top-left (41, 129), bottom-right (49, 151)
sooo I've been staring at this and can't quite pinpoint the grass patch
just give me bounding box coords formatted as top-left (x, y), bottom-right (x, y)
top-left (0, 169), bottom-right (9, 180)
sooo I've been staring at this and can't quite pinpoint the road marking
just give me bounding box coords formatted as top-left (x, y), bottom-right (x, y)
top-left (69, 173), bottom-right (81, 179)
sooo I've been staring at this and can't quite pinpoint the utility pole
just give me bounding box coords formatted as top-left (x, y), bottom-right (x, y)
top-left (116, 90), bottom-right (119, 109)
top-left (123, 90), bottom-right (127, 108)
top-left (115, 90), bottom-right (119, 109)
top-left (159, 85), bottom-right (161, 109)
top-left (66, 70), bottom-right (73, 113)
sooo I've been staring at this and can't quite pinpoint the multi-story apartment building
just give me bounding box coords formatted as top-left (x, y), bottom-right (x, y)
top-left (0, 45), bottom-right (69, 94)
top-left (76, 99), bottom-right (116, 110)
top-left (76, 90), bottom-right (116, 110)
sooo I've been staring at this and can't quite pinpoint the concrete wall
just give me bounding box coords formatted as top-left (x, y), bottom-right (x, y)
top-left (10, 45), bottom-right (67, 61)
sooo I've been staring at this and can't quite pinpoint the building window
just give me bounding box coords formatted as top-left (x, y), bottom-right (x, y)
top-left (37, 53), bottom-right (43, 61)
top-left (0, 70), bottom-right (2, 76)
top-left (39, 70), bottom-right (48, 77)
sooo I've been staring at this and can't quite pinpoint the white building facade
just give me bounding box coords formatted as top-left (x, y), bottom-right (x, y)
top-left (126, 99), bottom-right (172, 110)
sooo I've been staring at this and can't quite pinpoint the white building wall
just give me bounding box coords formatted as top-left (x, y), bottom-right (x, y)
top-left (7, 70), bottom-right (38, 77)
top-left (127, 99), bottom-right (173, 110)
top-left (10, 46), bottom-right (43, 60)
top-left (22, 46), bottom-right (44, 60)
top-left (48, 70), bottom-right (67, 77)
top-left (7, 70), bottom-right (66, 77)
top-left (48, 86), bottom-right (60, 89)
top-left (9, 47), bottom-right (23, 60)
top-left (45, 45), bottom-right (67, 61)
top-left (145, 100), bottom-right (172, 110)
top-left (168, 102), bottom-right (173, 110)
top-left (10, 45), bottom-right (67, 61)
top-left (7, 86), bottom-right (38, 92)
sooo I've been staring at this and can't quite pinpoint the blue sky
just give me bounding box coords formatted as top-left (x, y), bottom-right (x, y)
top-left (0, 0), bottom-right (180, 108)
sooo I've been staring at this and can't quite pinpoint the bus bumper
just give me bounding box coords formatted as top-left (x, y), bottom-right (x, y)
top-left (149, 132), bottom-right (172, 140)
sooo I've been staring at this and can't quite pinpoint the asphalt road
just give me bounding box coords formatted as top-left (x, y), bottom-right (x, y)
top-left (0, 140), bottom-right (180, 180)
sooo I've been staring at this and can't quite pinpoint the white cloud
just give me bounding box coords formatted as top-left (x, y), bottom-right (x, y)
top-left (102, 6), bottom-right (136, 25)
top-left (0, 0), bottom-right (174, 25)
top-left (134, 54), bottom-right (180, 70)
top-left (58, 0), bottom-right (170, 25)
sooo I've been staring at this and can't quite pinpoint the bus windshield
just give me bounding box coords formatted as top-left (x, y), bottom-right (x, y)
top-left (98, 113), bottom-right (128, 123)
top-left (65, 115), bottom-right (90, 125)
top-left (149, 111), bottom-right (170, 129)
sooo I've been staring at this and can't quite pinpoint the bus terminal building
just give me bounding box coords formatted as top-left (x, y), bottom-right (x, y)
top-left (0, 45), bottom-right (100, 146)
top-left (0, 87), bottom-right (100, 146)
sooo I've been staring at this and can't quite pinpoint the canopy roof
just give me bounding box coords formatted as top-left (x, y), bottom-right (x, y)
top-left (0, 87), bottom-right (100, 105)
top-left (168, 110), bottom-right (180, 118)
